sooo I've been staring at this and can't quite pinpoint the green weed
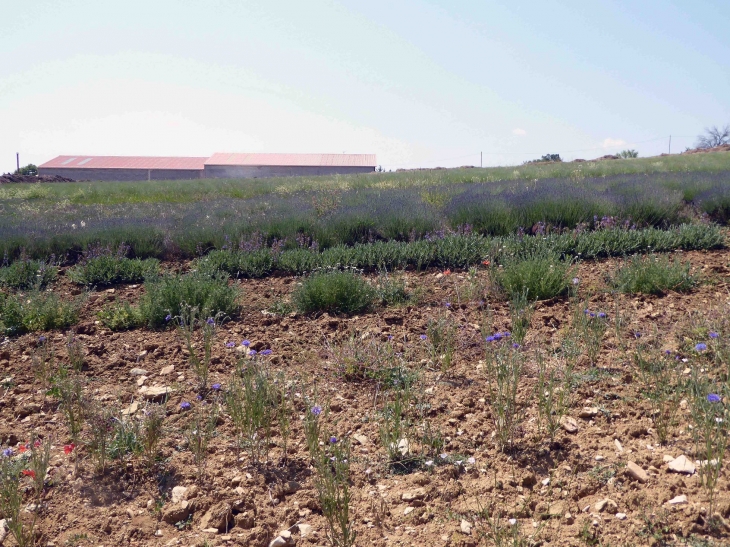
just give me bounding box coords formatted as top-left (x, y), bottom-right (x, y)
top-left (97, 300), bottom-right (143, 330)
top-left (293, 270), bottom-right (375, 315)
top-left (610, 254), bottom-right (697, 295)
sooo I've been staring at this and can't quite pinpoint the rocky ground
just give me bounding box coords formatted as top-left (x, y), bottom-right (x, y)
top-left (2, 247), bottom-right (730, 547)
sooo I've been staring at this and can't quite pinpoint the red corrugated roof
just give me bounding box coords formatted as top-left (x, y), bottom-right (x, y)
top-left (205, 153), bottom-right (377, 167)
top-left (39, 156), bottom-right (208, 170)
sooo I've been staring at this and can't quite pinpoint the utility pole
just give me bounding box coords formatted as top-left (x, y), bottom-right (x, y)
top-left (668, 135), bottom-right (671, 155)
top-left (16, 153), bottom-right (19, 172)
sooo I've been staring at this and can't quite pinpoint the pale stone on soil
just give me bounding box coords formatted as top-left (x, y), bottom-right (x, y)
top-left (460, 519), bottom-right (472, 535)
top-left (548, 501), bottom-right (566, 516)
top-left (614, 439), bottom-right (624, 452)
top-left (404, 507), bottom-right (414, 515)
top-left (199, 502), bottom-right (233, 532)
top-left (626, 461), bottom-right (648, 483)
top-left (353, 434), bottom-right (369, 445)
top-left (667, 495), bottom-right (687, 505)
top-left (129, 368), bottom-right (149, 376)
top-left (560, 416), bottom-right (578, 433)
top-left (171, 486), bottom-right (188, 503)
top-left (663, 454), bottom-right (675, 463)
top-left (579, 407), bottom-right (599, 419)
top-left (667, 455), bottom-right (695, 475)
top-left (298, 523), bottom-right (313, 537)
top-left (159, 365), bottom-right (175, 375)
top-left (402, 488), bottom-right (426, 502)
top-left (139, 385), bottom-right (173, 401)
top-left (616, 513), bottom-right (627, 520)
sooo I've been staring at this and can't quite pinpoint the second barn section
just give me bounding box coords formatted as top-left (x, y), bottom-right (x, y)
top-left (38, 152), bottom-right (377, 181)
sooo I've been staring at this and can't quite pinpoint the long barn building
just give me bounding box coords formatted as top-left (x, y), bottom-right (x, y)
top-left (37, 152), bottom-right (377, 181)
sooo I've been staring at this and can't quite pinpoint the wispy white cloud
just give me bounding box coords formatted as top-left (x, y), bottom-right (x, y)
top-left (602, 138), bottom-right (627, 149)
top-left (512, 128), bottom-right (527, 136)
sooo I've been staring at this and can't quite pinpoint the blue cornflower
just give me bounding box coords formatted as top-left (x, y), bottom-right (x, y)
top-left (444, 302), bottom-right (451, 308)
top-left (225, 342), bottom-right (235, 348)
top-left (311, 405), bottom-right (322, 416)
top-left (260, 349), bottom-right (272, 355)
top-left (493, 333), bottom-right (502, 340)
top-left (709, 332), bottom-right (719, 339)
top-left (597, 312), bottom-right (607, 318)
top-left (180, 402), bottom-right (191, 410)
top-left (206, 317), bottom-right (215, 326)
top-left (165, 314), bottom-right (171, 322)
top-left (696, 343), bottom-right (708, 352)
top-left (329, 436), bottom-right (338, 444)
top-left (708, 393), bottom-right (721, 403)
top-left (212, 383), bottom-right (221, 391)
top-left (584, 309), bottom-right (591, 315)
top-left (512, 343), bottom-right (520, 349)
top-left (241, 340), bottom-right (251, 347)
top-left (503, 331), bottom-right (511, 337)
top-left (248, 350), bottom-right (257, 356)
top-left (38, 335), bottom-right (46, 343)
top-left (419, 334), bottom-right (427, 341)
top-left (196, 394), bottom-right (203, 401)
top-left (589, 312), bottom-right (596, 318)
top-left (486, 336), bottom-right (495, 342)
top-left (2, 448), bottom-right (12, 457)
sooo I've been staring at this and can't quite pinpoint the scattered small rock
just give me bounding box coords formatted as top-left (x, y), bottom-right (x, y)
top-left (626, 461), bottom-right (648, 483)
top-left (298, 523), bottom-right (313, 537)
top-left (615, 513), bottom-right (627, 520)
top-left (667, 455), bottom-right (695, 475)
top-left (460, 519), bottom-right (472, 535)
top-left (402, 488), bottom-right (426, 503)
top-left (129, 368), bottom-right (149, 376)
top-left (171, 486), bottom-right (188, 504)
top-left (139, 385), bottom-right (173, 402)
top-left (667, 495), bottom-right (687, 505)
top-left (579, 407), bottom-right (599, 419)
top-left (159, 365), bottom-right (175, 375)
top-left (353, 434), bottom-right (369, 445)
top-left (614, 439), bottom-right (624, 453)
top-left (561, 416), bottom-right (578, 433)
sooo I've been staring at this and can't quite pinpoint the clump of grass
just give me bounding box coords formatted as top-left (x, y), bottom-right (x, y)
top-left (195, 248), bottom-right (275, 279)
top-left (140, 404), bottom-right (166, 466)
top-left (634, 349), bottom-right (680, 445)
top-left (139, 271), bottom-right (239, 328)
top-left (184, 401), bottom-right (219, 480)
top-left (425, 315), bottom-right (458, 373)
top-left (0, 456), bottom-right (36, 547)
top-left (509, 288), bottom-right (534, 345)
top-left (493, 252), bottom-right (573, 301)
top-left (573, 305), bottom-right (610, 366)
top-left (108, 416), bottom-right (142, 461)
top-left (0, 257), bottom-right (57, 289)
top-left (293, 270), bottom-right (375, 315)
top-left (609, 254), bottom-right (697, 295)
top-left (0, 291), bottom-right (80, 335)
top-left (328, 335), bottom-right (413, 388)
top-left (535, 350), bottom-right (573, 443)
top-left (67, 255), bottom-right (158, 286)
top-left (97, 300), bottom-right (143, 330)
top-left (224, 359), bottom-right (279, 466)
top-left (373, 271), bottom-right (411, 307)
top-left (86, 403), bottom-right (116, 473)
top-left (176, 308), bottom-right (225, 392)
top-left (484, 337), bottom-right (524, 451)
top-left (66, 331), bottom-right (85, 371)
top-left (31, 335), bottom-right (54, 391)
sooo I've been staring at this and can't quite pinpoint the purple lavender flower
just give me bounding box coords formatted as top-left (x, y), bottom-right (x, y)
top-left (708, 393), bottom-right (721, 403)
top-left (260, 349), bottom-right (272, 355)
top-left (241, 340), bottom-right (250, 347)
top-left (695, 343), bottom-right (708, 352)
top-left (180, 402), bottom-right (191, 410)
top-left (486, 336), bottom-right (495, 342)
top-left (709, 332), bottom-right (719, 339)
top-left (212, 383), bottom-right (221, 391)
top-left (311, 405), bottom-right (322, 416)
top-left (503, 331), bottom-right (511, 337)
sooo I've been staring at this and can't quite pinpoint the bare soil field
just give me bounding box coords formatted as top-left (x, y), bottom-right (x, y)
top-left (2, 245), bottom-right (730, 547)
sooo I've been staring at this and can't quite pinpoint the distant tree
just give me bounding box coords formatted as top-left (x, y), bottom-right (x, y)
top-left (525, 153), bottom-right (561, 164)
top-left (14, 163), bottom-right (38, 176)
top-left (618, 149), bottom-right (639, 158)
top-left (695, 124), bottom-right (730, 149)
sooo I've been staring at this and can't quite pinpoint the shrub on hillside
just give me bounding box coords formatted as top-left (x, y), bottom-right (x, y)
top-left (67, 256), bottom-right (159, 286)
top-left (139, 271), bottom-right (239, 328)
top-left (609, 254), bottom-right (697, 295)
top-left (0, 258), bottom-right (57, 290)
top-left (293, 270), bottom-right (375, 315)
top-left (97, 301), bottom-right (144, 331)
top-left (493, 252), bottom-right (573, 301)
top-left (0, 291), bottom-right (80, 335)
top-left (195, 249), bottom-right (275, 279)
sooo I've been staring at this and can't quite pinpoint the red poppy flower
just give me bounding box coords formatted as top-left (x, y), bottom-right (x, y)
top-left (21, 469), bottom-right (36, 478)
top-left (18, 444), bottom-right (28, 454)
top-left (34, 439), bottom-right (42, 448)
top-left (444, 269), bottom-right (452, 276)
top-left (482, 260), bottom-right (490, 266)
top-left (63, 444), bottom-right (75, 455)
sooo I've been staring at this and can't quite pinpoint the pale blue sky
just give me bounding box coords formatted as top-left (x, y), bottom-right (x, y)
top-left (1, 0), bottom-right (728, 172)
